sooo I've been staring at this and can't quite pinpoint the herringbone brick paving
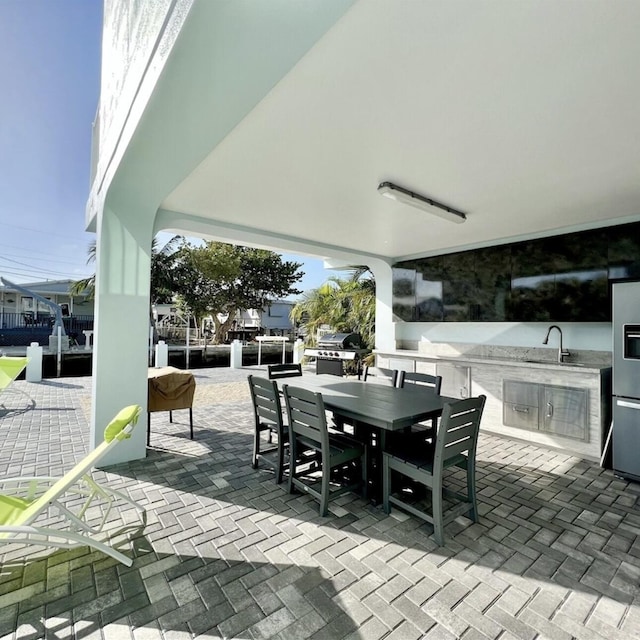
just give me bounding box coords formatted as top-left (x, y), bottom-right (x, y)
top-left (0, 366), bottom-right (639, 639)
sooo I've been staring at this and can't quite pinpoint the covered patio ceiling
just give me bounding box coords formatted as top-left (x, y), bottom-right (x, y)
top-left (160, 1), bottom-right (640, 263)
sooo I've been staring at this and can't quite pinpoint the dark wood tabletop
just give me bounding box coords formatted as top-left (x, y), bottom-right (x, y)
top-left (279, 375), bottom-right (455, 431)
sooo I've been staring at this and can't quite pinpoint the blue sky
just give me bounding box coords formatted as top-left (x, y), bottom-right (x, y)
top-left (0, 0), bottom-right (332, 294)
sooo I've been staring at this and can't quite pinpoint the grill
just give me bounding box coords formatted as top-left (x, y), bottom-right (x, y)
top-left (304, 332), bottom-right (370, 376)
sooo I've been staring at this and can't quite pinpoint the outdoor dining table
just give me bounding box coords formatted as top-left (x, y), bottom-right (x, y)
top-left (278, 374), bottom-right (456, 501)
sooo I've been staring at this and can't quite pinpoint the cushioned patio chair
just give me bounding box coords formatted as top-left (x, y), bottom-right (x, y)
top-left (283, 384), bottom-right (367, 516)
top-left (382, 395), bottom-right (486, 545)
top-left (248, 375), bottom-right (289, 484)
top-left (0, 404), bottom-right (145, 566)
top-left (0, 356), bottom-right (29, 405)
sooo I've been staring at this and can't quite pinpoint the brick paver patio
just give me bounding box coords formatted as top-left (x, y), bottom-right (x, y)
top-left (1, 367), bottom-right (639, 639)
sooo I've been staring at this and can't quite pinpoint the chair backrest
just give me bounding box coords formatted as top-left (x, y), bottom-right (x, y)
top-left (282, 384), bottom-right (329, 453)
top-left (434, 395), bottom-right (486, 470)
top-left (0, 404), bottom-right (141, 529)
top-left (399, 370), bottom-right (442, 395)
top-left (267, 363), bottom-right (303, 380)
top-left (0, 357), bottom-right (29, 393)
top-left (248, 375), bottom-right (285, 431)
top-left (362, 366), bottom-right (398, 387)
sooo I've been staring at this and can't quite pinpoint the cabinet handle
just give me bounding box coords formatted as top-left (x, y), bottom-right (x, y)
top-left (617, 399), bottom-right (640, 410)
top-left (546, 402), bottom-right (554, 418)
top-left (513, 406), bottom-right (529, 413)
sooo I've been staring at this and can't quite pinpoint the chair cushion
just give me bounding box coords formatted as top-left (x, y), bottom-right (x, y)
top-left (104, 405), bottom-right (141, 442)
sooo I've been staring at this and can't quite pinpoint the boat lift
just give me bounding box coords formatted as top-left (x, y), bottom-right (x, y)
top-left (0, 277), bottom-right (69, 354)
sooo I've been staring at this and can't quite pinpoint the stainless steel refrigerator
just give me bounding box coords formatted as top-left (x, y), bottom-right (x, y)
top-left (612, 281), bottom-right (640, 481)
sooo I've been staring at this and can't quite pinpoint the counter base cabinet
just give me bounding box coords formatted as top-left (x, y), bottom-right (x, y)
top-left (503, 380), bottom-right (588, 442)
top-left (376, 351), bottom-right (610, 461)
top-left (435, 363), bottom-right (471, 399)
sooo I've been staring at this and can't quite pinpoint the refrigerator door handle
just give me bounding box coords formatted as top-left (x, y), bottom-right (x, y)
top-left (616, 399), bottom-right (640, 410)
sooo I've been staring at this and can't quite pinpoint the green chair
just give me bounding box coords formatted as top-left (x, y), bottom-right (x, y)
top-left (0, 356), bottom-right (29, 403)
top-left (283, 384), bottom-right (367, 517)
top-left (382, 395), bottom-right (486, 545)
top-left (248, 375), bottom-right (289, 484)
top-left (362, 366), bottom-right (399, 387)
top-left (0, 405), bottom-right (145, 566)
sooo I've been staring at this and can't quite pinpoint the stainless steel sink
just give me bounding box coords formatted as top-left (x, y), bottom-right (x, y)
top-left (523, 359), bottom-right (586, 367)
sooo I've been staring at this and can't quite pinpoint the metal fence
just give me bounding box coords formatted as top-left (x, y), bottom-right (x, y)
top-left (0, 313), bottom-right (94, 347)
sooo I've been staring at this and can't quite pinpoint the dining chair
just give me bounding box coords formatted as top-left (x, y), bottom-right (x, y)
top-left (362, 366), bottom-right (399, 387)
top-left (283, 384), bottom-right (367, 516)
top-left (397, 370), bottom-right (444, 438)
top-left (398, 370), bottom-right (442, 393)
top-left (248, 375), bottom-right (289, 484)
top-left (382, 394), bottom-right (486, 545)
top-left (267, 363), bottom-right (303, 380)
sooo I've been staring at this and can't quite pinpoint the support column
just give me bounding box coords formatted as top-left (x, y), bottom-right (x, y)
top-left (366, 260), bottom-right (396, 352)
top-left (90, 205), bottom-right (154, 465)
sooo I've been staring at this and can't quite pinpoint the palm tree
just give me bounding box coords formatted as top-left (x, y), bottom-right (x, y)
top-left (69, 242), bottom-right (97, 298)
top-left (69, 235), bottom-right (183, 301)
top-left (290, 268), bottom-right (375, 348)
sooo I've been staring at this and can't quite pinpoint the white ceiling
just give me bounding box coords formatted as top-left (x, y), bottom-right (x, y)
top-left (162, 0), bottom-right (640, 262)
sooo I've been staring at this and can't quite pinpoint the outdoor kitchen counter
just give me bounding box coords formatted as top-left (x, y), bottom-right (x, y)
top-left (373, 349), bottom-right (611, 372)
top-left (375, 348), bottom-right (612, 461)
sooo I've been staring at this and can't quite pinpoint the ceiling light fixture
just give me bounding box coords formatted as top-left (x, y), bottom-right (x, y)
top-left (377, 181), bottom-right (467, 224)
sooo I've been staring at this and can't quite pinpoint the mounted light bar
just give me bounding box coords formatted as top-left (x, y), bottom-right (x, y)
top-left (377, 181), bottom-right (467, 224)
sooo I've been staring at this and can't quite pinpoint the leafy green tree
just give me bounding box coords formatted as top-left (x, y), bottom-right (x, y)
top-left (291, 268), bottom-right (375, 349)
top-left (172, 241), bottom-right (304, 343)
top-left (72, 239), bottom-right (304, 344)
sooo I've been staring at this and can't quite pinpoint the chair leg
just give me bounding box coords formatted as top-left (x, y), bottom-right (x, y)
top-left (319, 451), bottom-right (330, 516)
top-left (467, 458), bottom-right (478, 522)
top-left (252, 428), bottom-right (260, 469)
top-left (361, 446), bottom-right (368, 500)
top-left (276, 435), bottom-right (285, 484)
top-left (147, 412), bottom-right (151, 446)
top-left (169, 410), bottom-right (173, 423)
top-left (382, 455), bottom-right (391, 514)
top-left (319, 477), bottom-right (329, 517)
top-left (288, 438), bottom-right (297, 494)
top-left (432, 478), bottom-right (445, 546)
top-left (189, 408), bottom-right (194, 439)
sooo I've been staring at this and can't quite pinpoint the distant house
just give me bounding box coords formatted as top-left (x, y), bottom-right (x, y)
top-left (152, 299), bottom-right (296, 343)
top-left (228, 300), bottom-right (296, 342)
top-left (0, 280), bottom-right (94, 346)
top-left (0, 279), bottom-right (93, 318)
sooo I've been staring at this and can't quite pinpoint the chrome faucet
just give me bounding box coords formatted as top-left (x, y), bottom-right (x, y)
top-left (543, 325), bottom-right (570, 363)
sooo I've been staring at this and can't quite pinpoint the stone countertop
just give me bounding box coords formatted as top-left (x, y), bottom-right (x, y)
top-left (374, 348), bottom-right (612, 373)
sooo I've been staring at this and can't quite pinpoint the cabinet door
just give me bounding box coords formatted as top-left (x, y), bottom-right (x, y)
top-left (436, 363), bottom-right (471, 399)
top-left (613, 397), bottom-right (640, 480)
top-left (502, 380), bottom-right (540, 430)
top-left (503, 402), bottom-right (539, 431)
top-left (388, 358), bottom-right (415, 374)
top-left (541, 386), bottom-right (588, 441)
top-left (503, 380), bottom-right (539, 406)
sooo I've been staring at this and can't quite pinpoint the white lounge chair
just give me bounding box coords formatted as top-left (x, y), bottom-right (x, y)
top-left (0, 404), bottom-right (145, 566)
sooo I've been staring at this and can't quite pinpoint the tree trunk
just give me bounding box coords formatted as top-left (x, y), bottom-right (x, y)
top-left (211, 312), bottom-right (236, 345)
